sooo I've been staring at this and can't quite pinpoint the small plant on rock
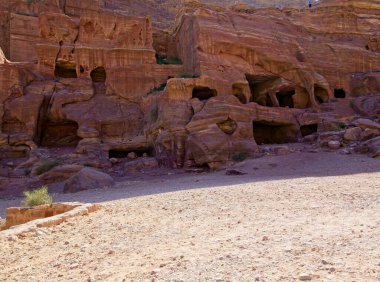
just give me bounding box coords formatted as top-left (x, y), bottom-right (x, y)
top-left (25, 0), bottom-right (45, 4)
top-left (338, 122), bottom-right (347, 130)
top-left (35, 161), bottom-right (59, 175)
top-left (232, 151), bottom-right (248, 162)
top-left (22, 186), bottom-right (53, 207)
top-left (148, 82), bottom-right (167, 94)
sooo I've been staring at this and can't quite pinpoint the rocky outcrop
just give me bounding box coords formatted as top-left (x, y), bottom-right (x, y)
top-left (0, 48), bottom-right (7, 64)
top-left (63, 167), bottom-right (114, 193)
top-left (352, 94), bottom-right (380, 118)
top-left (174, 2), bottom-right (380, 107)
top-left (1, 0), bottom-right (380, 191)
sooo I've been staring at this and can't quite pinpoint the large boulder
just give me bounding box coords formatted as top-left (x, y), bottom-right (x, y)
top-left (63, 167), bottom-right (114, 193)
top-left (355, 136), bottom-right (380, 158)
top-left (353, 119), bottom-right (380, 131)
top-left (343, 127), bottom-right (362, 142)
top-left (351, 94), bottom-right (380, 118)
top-left (40, 164), bottom-right (84, 184)
top-left (124, 157), bottom-right (159, 173)
top-left (363, 136), bottom-right (380, 158)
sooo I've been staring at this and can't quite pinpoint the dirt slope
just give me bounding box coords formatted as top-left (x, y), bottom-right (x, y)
top-left (1, 151), bottom-right (379, 281)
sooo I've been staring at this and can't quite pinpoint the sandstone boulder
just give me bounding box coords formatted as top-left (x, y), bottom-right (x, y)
top-left (64, 168), bottom-right (115, 193)
top-left (124, 157), bottom-right (159, 173)
top-left (360, 129), bottom-right (380, 142)
top-left (318, 131), bottom-right (344, 147)
top-left (40, 164), bottom-right (84, 184)
top-left (328, 141), bottom-right (341, 150)
top-left (362, 136), bottom-right (380, 158)
top-left (351, 94), bottom-right (380, 118)
top-left (127, 152), bottom-right (138, 160)
top-left (353, 119), bottom-right (380, 131)
top-left (343, 127), bottom-right (362, 142)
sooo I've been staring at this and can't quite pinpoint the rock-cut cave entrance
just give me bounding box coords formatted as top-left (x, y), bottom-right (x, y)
top-left (192, 87), bottom-right (217, 101)
top-left (276, 89), bottom-right (295, 108)
top-left (300, 124), bottom-right (318, 137)
top-left (90, 67), bottom-right (107, 95)
top-left (314, 86), bottom-right (329, 104)
top-left (252, 121), bottom-right (298, 145)
top-left (90, 67), bottom-right (107, 83)
top-left (39, 120), bottom-right (81, 147)
top-left (334, 89), bottom-right (346, 99)
top-left (54, 61), bottom-right (77, 78)
top-left (35, 95), bottom-right (81, 147)
top-left (232, 84), bottom-right (247, 104)
top-left (245, 74), bottom-right (278, 107)
top-left (108, 148), bottom-right (153, 159)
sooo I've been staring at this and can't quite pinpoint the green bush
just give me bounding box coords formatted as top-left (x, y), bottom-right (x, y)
top-left (232, 151), bottom-right (248, 162)
top-left (35, 161), bottom-right (59, 175)
top-left (25, 0), bottom-right (45, 4)
top-left (148, 83), bottom-right (167, 94)
top-left (156, 55), bottom-right (182, 65)
top-left (330, 122), bottom-right (347, 131)
top-left (22, 186), bottom-right (53, 207)
top-left (338, 122), bottom-right (347, 130)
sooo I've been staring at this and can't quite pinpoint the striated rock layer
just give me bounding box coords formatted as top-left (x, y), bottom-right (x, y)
top-left (0, 0), bottom-right (379, 189)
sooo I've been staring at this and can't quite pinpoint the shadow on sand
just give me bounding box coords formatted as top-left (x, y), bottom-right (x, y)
top-left (0, 151), bottom-right (379, 217)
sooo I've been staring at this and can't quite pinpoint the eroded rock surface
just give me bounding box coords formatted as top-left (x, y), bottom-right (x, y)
top-left (63, 167), bottom-right (115, 193)
top-left (0, 0), bottom-right (379, 192)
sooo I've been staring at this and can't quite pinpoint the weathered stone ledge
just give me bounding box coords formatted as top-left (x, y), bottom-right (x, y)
top-left (0, 202), bottom-right (101, 239)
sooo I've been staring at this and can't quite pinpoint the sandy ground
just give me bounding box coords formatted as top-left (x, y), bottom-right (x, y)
top-left (0, 151), bottom-right (379, 281)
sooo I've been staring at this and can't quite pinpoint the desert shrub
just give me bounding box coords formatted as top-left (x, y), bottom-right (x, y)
top-left (338, 122), bottom-right (347, 129)
top-left (22, 186), bottom-right (53, 207)
top-left (232, 151), bottom-right (248, 162)
top-left (148, 83), bottom-right (167, 94)
top-left (156, 55), bottom-right (182, 65)
top-left (330, 122), bottom-right (347, 131)
top-left (35, 161), bottom-right (59, 175)
top-left (25, 0), bottom-right (45, 4)
top-left (167, 57), bottom-right (183, 65)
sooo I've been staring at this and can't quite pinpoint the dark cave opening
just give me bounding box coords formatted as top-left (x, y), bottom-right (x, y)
top-left (234, 93), bottom-right (247, 104)
top-left (40, 120), bottom-right (81, 147)
top-left (252, 121), bottom-right (298, 144)
top-left (232, 84), bottom-right (247, 104)
top-left (245, 74), bottom-right (278, 106)
top-left (192, 86), bottom-right (217, 101)
top-left (334, 88), bottom-right (346, 99)
top-left (300, 124), bottom-right (318, 137)
top-left (54, 61), bottom-right (77, 78)
top-left (276, 89), bottom-right (295, 108)
top-left (90, 67), bottom-right (107, 83)
top-left (314, 86), bottom-right (329, 104)
top-left (108, 148), bottom-right (153, 159)
top-left (316, 96), bottom-right (324, 104)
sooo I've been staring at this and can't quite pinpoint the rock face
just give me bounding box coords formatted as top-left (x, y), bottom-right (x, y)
top-left (63, 168), bottom-right (115, 193)
top-left (1, 0), bottom-right (380, 186)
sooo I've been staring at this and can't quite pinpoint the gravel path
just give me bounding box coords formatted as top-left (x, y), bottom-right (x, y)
top-left (0, 152), bottom-right (379, 281)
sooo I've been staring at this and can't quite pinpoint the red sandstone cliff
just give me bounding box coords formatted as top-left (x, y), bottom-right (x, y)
top-left (0, 0), bottom-right (379, 189)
